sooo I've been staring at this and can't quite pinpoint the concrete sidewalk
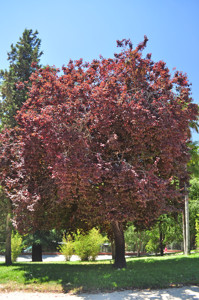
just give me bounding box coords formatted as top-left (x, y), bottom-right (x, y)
top-left (0, 254), bottom-right (114, 262)
top-left (0, 286), bottom-right (199, 299)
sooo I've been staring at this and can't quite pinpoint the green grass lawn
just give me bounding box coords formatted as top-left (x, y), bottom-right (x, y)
top-left (0, 253), bottom-right (199, 293)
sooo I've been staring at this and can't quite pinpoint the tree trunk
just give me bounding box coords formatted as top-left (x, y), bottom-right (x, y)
top-left (111, 221), bottom-right (126, 268)
top-left (5, 211), bottom-right (12, 266)
top-left (136, 242), bottom-right (141, 257)
top-left (32, 243), bottom-right (42, 262)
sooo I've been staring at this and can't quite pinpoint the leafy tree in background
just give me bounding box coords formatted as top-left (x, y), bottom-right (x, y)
top-left (181, 142), bottom-right (199, 254)
top-left (189, 174), bottom-right (199, 248)
top-left (183, 143), bottom-right (199, 250)
top-left (0, 29), bottom-right (43, 265)
top-left (0, 37), bottom-right (198, 268)
top-left (124, 225), bottom-right (149, 256)
top-left (195, 215), bottom-right (199, 249)
top-left (125, 215), bottom-right (183, 256)
top-left (183, 142), bottom-right (199, 253)
top-left (159, 214), bottom-right (183, 252)
top-left (0, 29), bottom-right (43, 129)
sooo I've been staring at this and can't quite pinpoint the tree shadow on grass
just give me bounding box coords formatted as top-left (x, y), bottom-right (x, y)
top-left (10, 262), bottom-right (116, 293)
top-left (1, 255), bottom-right (199, 293)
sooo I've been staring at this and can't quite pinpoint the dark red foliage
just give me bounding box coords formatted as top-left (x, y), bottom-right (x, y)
top-left (0, 37), bottom-right (198, 233)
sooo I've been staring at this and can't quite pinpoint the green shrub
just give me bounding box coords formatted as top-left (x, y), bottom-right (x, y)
top-left (74, 228), bottom-right (105, 261)
top-left (11, 231), bottom-right (23, 262)
top-left (58, 234), bottom-right (74, 261)
top-left (145, 227), bottom-right (160, 255)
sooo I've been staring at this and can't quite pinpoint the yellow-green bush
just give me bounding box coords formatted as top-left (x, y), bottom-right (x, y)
top-left (58, 234), bottom-right (74, 261)
top-left (11, 231), bottom-right (23, 262)
top-left (58, 228), bottom-right (105, 261)
top-left (73, 228), bottom-right (105, 261)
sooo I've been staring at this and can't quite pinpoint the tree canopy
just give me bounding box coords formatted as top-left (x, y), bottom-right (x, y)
top-left (0, 37), bottom-right (198, 268)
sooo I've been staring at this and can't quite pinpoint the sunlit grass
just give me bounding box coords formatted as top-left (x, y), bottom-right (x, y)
top-left (0, 253), bottom-right (199, 293)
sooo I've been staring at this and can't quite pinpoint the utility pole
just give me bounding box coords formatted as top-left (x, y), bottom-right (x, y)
top-left (184, 183), bottom-right (190, 255)
top-left (5, 199), bottom-right (12, 266)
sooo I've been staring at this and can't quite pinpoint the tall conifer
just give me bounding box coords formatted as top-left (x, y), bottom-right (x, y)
top-left (0, 29), bottom-right (43, 128)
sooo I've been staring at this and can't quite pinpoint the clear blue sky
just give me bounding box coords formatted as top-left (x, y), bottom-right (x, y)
top-left (0, 0), bottom-right (198, 141)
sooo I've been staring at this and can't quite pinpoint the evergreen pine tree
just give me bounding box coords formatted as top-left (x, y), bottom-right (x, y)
top-left (0, 29), bottom-right (43, 128)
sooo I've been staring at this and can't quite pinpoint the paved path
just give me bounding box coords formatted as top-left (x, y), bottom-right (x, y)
top-left (1, 253), bottom-right (133, 263)
top-left (0, 254), bottom-right (114, 262)
top-left (0, 286), bottom-right (199, 299)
